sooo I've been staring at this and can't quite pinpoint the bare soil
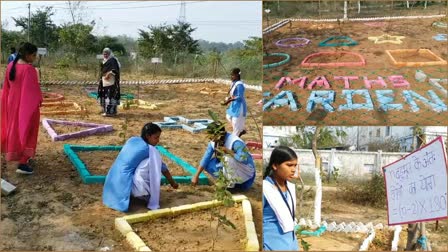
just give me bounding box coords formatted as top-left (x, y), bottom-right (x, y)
top-left (304, 232), bottom-right (365, 251)
top-left (0, 80), bottom-right (263, 251)
top-left (298, 190), bottom-right (447, 251)
top-left (263, 17), bottom-right (448, 126)
top-left (50, 124), bottom-right (93, 135)
top-left (133, 205), bottom-right (245, 251)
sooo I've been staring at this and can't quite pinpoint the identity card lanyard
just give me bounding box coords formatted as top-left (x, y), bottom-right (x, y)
top-left (272, 177), bottom-right (295, 240)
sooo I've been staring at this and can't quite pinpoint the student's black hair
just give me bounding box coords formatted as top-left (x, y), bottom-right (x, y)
top-left (263, 146), bottom-right (298, 179)
top-left (231, 67), bottom-right (241, 80)
top-left (9, 42), bottom-right (37, 81)
top-left (10, 47), bottom-right (16, 54)
top-left (141, 122), bottom-right (162, 143)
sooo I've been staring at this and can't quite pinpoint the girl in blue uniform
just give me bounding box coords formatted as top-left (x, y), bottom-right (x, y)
top-left (191, 122), bottom-right (255, 190)
top-left (263, 146), bottom-right (300, 251)
top-left (223, 68), bottom-right (247, 137)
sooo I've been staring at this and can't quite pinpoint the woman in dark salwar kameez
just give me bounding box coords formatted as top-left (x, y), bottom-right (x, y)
top-left (98, 48), bottom-right (121, 116)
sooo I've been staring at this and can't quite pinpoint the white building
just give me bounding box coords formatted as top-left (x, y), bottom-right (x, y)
top-left (357, 126), bottom-right (447, 152)
top-left (263, 126), bottom-right (357, 149)
top-left (263, 126), bottom-right (298, 148)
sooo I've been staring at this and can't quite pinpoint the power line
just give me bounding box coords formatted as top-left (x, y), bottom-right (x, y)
top-left (51, 1), bottom-right (204, 10)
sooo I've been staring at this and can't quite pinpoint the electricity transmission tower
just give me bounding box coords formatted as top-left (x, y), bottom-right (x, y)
top-left (178, 1), bottom-right (186, 22)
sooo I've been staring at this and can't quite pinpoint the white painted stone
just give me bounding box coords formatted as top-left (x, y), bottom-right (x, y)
top-left (374, 223), bottom-right (384, 230)
top-left (391, 225), bottom-right (402, 251)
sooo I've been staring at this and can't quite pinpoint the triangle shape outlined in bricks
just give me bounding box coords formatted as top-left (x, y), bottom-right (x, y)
top-left (318, 36), bottom-right (358, 47)
top-left (42, 118), bottom-right (114, 141)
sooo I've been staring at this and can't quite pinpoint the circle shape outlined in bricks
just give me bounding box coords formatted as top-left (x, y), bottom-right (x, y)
top-left (275, 37), bottom-right (311, 48)
top-left (263, 53), bottom-right (291, 69)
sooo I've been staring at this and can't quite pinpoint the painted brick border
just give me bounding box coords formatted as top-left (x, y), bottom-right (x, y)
top-left (154, 116), bottom-right (213, 134)
top-left (115, 195), bottom-right (259, 251)
top-left (118, 99), bottom-right (160, 110)
top-left (88, 92), bottom-right (135, 100)
top-left (301, 51), bottom-right (366, 67)
top-left (63, 144), bottom-right (208, 185)
top-left (246, 141), bottom-right (262, 160)
top-left (42, 118), bottom-right (114, 141)
top-left (318, 36), bottom-right (358, 47)
top-left (41, 101), bottom-right (84, 115)
top-left (263, 15), bottom-right (445, 34)
top-left (42, 92), bottom-right (64, 102)
top-left (41, 79), bottom-right (262, 92)
top-left (386, 49), bottom-right (448, 67)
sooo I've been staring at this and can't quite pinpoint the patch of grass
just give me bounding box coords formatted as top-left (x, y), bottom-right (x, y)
top-left (338, 173), bottom-right (386, 208)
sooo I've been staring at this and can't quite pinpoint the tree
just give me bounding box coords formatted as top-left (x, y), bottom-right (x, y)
top-left (66, 1), bottom-right (87, 24)
top-left (282, 126), bottom-right (347, 149)
top-left (238, 37), bottom-right (262, 57)
top-left (1, 28), bottom-right (26, 57)
top-left (96, 36), bottom-right (127, 55)
top-left (137, 21), bottom-right (200, 64)
top-left (58, 23), bottom-right (96, 61)
top-left (13, 7), bottom-right (59, 48)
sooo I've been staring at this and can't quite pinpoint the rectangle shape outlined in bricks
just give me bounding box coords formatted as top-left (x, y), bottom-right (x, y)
top-left (115, 195), bottom-right (259, 251)
top-left (63, 144), bottom-right (208, 185)
top-left (385, 49), bottom-right (448, 67)
top-left (154, 116), bottom-right (213, 133)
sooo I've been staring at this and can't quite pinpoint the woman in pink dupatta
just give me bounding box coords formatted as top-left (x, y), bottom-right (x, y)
top-left (1, 42), bottom-right (42, 174)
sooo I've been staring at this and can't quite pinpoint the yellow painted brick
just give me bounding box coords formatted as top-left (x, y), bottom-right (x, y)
top-left (241, 200), bottom-right (253, 222)
top-left (190, 201), bottom-right (216, 211)
top-left (171, 204), bottom-right (194, 215)
top-left (245, 236), bottom-right (259, 251)
top-left (126, 232), bottom-right (147, 251)
top-left (211, 199), bottom-right (223, 207)
top-left (245, 220), bottom-right (256, 235)
top-left (115, 217), bottom-right (133, 236)
top-left (139, 246), bottom-right (151, 251)
top-left (232, 194), bottom-right (248, 202)
top-left (123, 212), bottom-right (152, 224)
top-left (146, 208), bottom-right (173, 219)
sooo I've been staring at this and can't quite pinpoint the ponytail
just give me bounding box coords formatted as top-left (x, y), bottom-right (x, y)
top-left (9, 54), bottom-right (21, 81)
top-left (9, 42), bottom-right (38, 81)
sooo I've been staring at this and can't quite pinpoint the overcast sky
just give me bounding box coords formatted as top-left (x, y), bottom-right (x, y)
top-left (1, 1), bottom-right (262, 43)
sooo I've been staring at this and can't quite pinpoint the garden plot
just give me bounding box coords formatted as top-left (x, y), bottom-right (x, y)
top-left (116, 195), bottom-right (258, 251)
top-left (263, 17), bottom-right (447, 126)
top-left (0, 81), bottom-right (263, 250)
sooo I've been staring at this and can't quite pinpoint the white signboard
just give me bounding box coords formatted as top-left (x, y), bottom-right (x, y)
top-left (151, 57), bottom-right (162, 64)
top-left (96, 54), bottom-right (104, 60)
top-left (383, 136), bottom-right (448, 225)
top-left (37, 48), bottom-right (47, 56)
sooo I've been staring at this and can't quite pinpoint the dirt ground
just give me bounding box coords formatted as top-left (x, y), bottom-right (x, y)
top-left (0, 81), bottom-right (263, 250)
top-left (133, 205), bottom-right (245, 251)
top-left (297, 190), bottom-right (448, 251)
top-left (263, 17), bottom-right (448, 126)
